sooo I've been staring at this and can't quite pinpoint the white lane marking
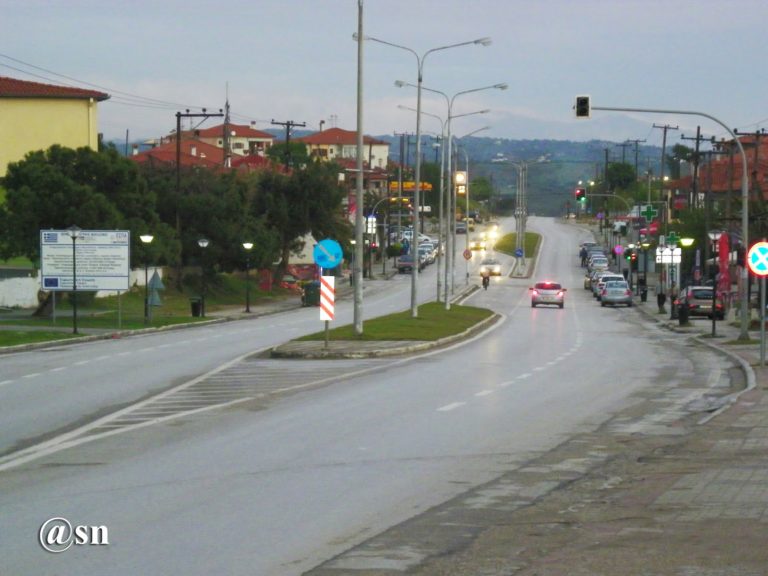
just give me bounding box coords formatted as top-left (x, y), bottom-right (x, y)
top-left (49, 367), bottom-right (65, 372)
top-left (475, 390), bottom-right (494, 397)
top-left (73, 360), bottom-right (90, 366)
top-left (437, 402), bottom-right (466, 412)
top-left (0, 379), bottom-right (14, 387)
top-left (517, 373), bottom-right (532, 379)
top-left (23, 373), bottom-right (41, 379)
top-left (533, 367), bottom-right (545, 372)
top-left (117, 351), bottom-right (131, 357)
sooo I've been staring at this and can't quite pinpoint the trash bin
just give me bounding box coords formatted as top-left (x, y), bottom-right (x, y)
top-left (640, 288), bottom-right (648, 302)
top-left (190, 297), bottom-right (202, 317)
top-left (301, 281), bottom-right (321, 307)
top-left (678, 302), bottom-right (690, 325)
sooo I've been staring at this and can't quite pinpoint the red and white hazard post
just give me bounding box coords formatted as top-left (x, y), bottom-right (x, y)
top-left (320, 275), bottom-right (335, 347)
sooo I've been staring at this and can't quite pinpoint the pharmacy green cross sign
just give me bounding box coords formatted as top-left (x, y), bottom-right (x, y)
top-left (666, 231), bottom-right (680, 246)
top-left (641, 205), bottom-right (658, 221)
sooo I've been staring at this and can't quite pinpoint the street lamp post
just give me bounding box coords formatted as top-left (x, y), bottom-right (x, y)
top-left (198, 237), bottom-right (210, 317)
top-left (243, 242), bottom-right (253, 313)
top-left (396, 80), bottom-right (507, 307)
top-left (140, 234), bottom-right (154, 324)
top-left (360, 33), bottom-right (492, 317)
top-left (67, 225), bottom-right (81, 334)
top-left (457, 127), bottom-right (490, 285)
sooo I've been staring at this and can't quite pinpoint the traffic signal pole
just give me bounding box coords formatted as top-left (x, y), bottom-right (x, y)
top-left (586, 103), bottom-right (750, 341)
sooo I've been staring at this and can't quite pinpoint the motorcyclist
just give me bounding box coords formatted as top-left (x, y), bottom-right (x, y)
top-left (481, 269), bottom-right (490, 290)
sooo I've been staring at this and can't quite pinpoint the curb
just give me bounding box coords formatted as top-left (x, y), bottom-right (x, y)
top-left (268, 311), bottom-right (502, 360)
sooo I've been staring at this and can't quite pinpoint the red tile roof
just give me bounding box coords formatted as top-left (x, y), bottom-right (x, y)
top-left (130, 139), bottom-right (224, 169)
top-left (195, 123), bottom-right (274, 139)
top-left (295, 127), bottom-right (387, 146)
top-left (0, 76), bottom-right (109, 101)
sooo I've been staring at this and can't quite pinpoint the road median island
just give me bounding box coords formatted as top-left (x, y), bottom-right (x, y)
top-left (270, 302), bottom-right (499, 359)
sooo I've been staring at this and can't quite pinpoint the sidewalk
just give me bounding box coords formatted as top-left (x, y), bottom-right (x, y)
top-left (307, 293), bottom-right (768, 576)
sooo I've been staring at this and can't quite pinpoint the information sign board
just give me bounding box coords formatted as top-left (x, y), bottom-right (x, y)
top-left (40, 230), bottom-right (131, 291)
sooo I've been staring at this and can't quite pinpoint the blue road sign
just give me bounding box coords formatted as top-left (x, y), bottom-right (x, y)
top-left (748, 241), bottom-right (768, 277)
top-left (313, 239), bottom-right (343, 269)
top-left (515, 248), bottom-right (524, 258)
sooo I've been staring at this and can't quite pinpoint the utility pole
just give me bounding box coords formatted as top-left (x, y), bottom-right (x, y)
top-left (624, 138), bottom-right (646, 180)
top-left (174, 108), bottom-right (224, 290)
top-left (615, 141), bottom-right (631, 163)
top-left (681, 127), bottom-right (715, 210)
top-left (735, 128), bottom-right (766, 206)
top-left (271, 119), bottom-right (307, 168)
top-left (223, 91), bottom-right (231, 168)
top-left (393, 131), bottom-right (408, 232)
top-left (653, 123), bottom-right (679, 240)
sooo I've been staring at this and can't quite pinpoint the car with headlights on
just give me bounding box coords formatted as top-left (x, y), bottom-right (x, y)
top-left (600, 280), bottom-right (633, 307)
top-left (479, 257), bottom-right (502, 276)
top-left (469, 236), bottom-right (487, 251)
top-left (529, 281), bottom-right (566, 308)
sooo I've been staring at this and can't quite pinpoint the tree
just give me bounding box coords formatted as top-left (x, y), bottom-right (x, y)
top-left (606, 162), bottom-right (636, 191)
top-left (254, 161), bottom-right (349, 284)
top-left (266, 142), bottom-right (311, 168)
top-left (0, 145), bottom-right (165, 265)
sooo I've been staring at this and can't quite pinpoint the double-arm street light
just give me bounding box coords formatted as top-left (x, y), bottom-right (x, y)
top-left (397, 80), bottom-right (507, 307)
top-left (456, 126), bottom-right (491, 285)
top-left (358, 32), bottom-right (492, 318)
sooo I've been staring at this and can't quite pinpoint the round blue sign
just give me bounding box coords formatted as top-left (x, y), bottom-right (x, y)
top-left (313, 239), bottom-right (343, 269)
top-left (515, 248), bottom-right (524, 258)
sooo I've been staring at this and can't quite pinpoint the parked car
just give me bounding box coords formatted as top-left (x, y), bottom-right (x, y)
top-left (601, 280), bottom-right (633, 307)
top-left (677, 286), bottom-right (724, 319)
top-left (479, 257), bottom-right (502, 276)
top-left (530, 281), bottom-right (566, 308)
top-left (455, 221), bottom-right (467, 234)
top-left (593, 273), bottom-right (625, 300)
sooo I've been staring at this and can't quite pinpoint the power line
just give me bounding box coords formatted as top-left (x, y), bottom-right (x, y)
top-left (0, 52), bottom-right (203, 110)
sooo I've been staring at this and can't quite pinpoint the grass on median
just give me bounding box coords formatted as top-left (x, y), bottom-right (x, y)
top-left (493, 231), bottom-right (540, 257)
top-left (0, 330), bottom-right (80, 347)
top-left (297, 301), bottom-right (494, 341)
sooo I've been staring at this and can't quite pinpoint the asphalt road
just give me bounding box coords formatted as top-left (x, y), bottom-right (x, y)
top-left (0, 216), bottom-right (717, 575)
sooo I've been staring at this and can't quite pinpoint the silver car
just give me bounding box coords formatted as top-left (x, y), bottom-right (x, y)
top-left (530, 281), bottom-right (566, 308)
top-left (600, 280), bottom-right (633, 307)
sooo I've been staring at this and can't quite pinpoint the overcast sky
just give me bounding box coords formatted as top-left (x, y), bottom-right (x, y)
top-left (2, 0), bottom-right (766, 148)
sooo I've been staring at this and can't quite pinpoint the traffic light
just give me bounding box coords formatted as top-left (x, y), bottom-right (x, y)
top-left (575, 95), bottom-right (591, 118)
top-left (575, 187), bottom-right (586, 202)
top-left (455, 171), bottom-right (467, 195)
top-left (625, 248), bottom-right (633, 261)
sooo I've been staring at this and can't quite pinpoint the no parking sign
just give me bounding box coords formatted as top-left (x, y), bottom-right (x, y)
top-left (747, 241), bottom-right (768, 276)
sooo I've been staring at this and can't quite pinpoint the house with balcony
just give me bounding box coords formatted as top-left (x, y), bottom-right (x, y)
top-left (295, 127), bottom-right (389, 170)
top-left (194, 123), bottom-right (274, 157)
top-left (0, 76), bottom-right (109, 176)
top-left (665, 134), bottom-right (768, 211)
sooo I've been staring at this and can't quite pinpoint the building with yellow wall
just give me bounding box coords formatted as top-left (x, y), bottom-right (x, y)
top-left (0, 76), bottom-right (109, 177)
